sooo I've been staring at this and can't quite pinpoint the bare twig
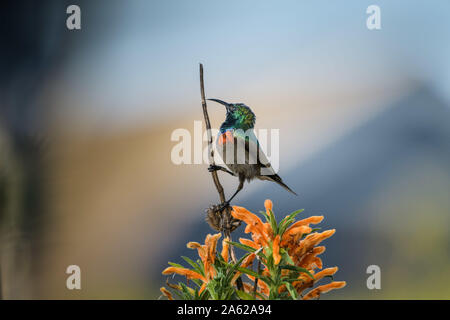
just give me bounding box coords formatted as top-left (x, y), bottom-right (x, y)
top-left (199, 63), bottom-right (243, 290)
top-left (253, 259), bottom-right (261, 298)
top-left (200, 63), bottom-right (226, 203)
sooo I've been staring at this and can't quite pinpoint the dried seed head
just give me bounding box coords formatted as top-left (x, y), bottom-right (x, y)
top-left (205, 205), bottom-right (241, 232)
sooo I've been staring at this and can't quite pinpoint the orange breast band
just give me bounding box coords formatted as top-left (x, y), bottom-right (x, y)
top-left (218, 131), bottom-right (234, 145)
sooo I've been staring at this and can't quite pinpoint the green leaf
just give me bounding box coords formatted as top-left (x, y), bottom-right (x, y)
top-left (236, 290), bottom-right (254, 300)
top-left (281, 277), bottom-right (302, 283)
top-left (224, 253), bottom-right (251, 283)
top-left (279, 209), bottom-right (304, 230)
top-left (179, 282), bottom-right (194, 300)
top-left (196, 259), bottom-right (205, 274)
top-left (236, 266), bottom-right (259, 278)
top-left (268, 209), bottom-right (278, 235)
top-left (259, 210), bottom-right (270, 223)
top-left (279, 265), bottom-right (315, 280)
top-left (278, 209), bottom-right (304, 236)
top-left (168, 262), bottom-right (185, 268)
top-left (283, 281), bottom-right (298, 300)
top-left (227, 241), bottom-right (256, 253)
top-left (280, 248), bottom-right (294, 265)
top-left (181, 256), bottom-right (204, 276)
top-left (191, 278), bottom-right (202, 288)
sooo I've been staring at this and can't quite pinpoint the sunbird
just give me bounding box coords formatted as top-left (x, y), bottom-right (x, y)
top-left (208, 99), bottom-right (296, 209)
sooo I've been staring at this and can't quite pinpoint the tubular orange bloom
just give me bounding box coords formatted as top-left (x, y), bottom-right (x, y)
top-left (203, 233), bottom-right (221, 280)
top-left (273, 235), bottom-right (281, 265)
top-left (303, 256), bottom-right (322, 270)
top-left (314, 267), bottom-right (338, 280)
top-left (242, 253), bottom-right (256, 268)
top-left (160, 287), bottom-right (174, 300)
top-left (302, 281), bottom-right (346, 300)
top-left (313, 246), bottom-right (326, 255)
top-left (187, 241), bottom-right (206, 262)
top-left (251, 231), bottom-right (270, 248)
top-left (294, 268), bottom-right (340, 296)
top-left (232, 206), bottom-right (269, 246)
top-left (297, 246), bottom-right (326, 269)
top-left (162, 267), bottom-right (207, 282)
top-left (264, 199), bottom-right (273, 213)
top-left (296, 229), bottom-right (336, 256)
top-left (221, 237), bottom-right (230, 262)
top-left (232, 253), bottom-right (256, 284)
top-left (232, 206), bottom-right (265, 227)
top-left (208, 233), bottom-right (222, 262)
top-left (182, 233), bottom-right (223, 283)
top-left (281, 225), bottom-right (312, 247)
top-left (239, 238), bottom-right (260, 250)
top-left (283, 225), bottom-right (312, 239)
top-left (286, 216), bottom-right (324, 232)
top-left (263, 222), bottom-right (273, 240)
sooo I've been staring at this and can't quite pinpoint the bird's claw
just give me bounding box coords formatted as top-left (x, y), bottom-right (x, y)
top-left (208, 164), bottom-right (221, 172)
top-left (215, 201), bottom-right (230, 212)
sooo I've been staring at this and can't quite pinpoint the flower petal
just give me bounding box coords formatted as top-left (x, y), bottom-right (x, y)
top-left (302, 281), bottom-right (346, 300)
top-left (239, 238), bottom-right (260, 250)
top-left (273, 235), bottom-right (281, 265)
top-left (160, 287), bottom-right (174, 300)
top-left (221, 237), bottom-right (230, 262)
top-left (162, 267), bottom-right (206, 282)
top-left (264, 199), bottom-right (273, 213)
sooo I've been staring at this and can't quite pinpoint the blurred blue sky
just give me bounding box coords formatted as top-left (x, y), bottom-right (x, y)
top-left (55, 0), bottom-right (450, 129)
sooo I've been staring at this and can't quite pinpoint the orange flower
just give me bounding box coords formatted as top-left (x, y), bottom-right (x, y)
top-left (293, 267), bottom-right (339, 294)
top-left (303, 281), bottom-right (346, 300)
top-left (232, 253), bottom-right (256, 284)
top-left (232, 206), bottom-right (269, 246)
top-left (286, 216), bottom-right (324, 232)
top-left (162, 267), bottom-right (206, 282)
top-left (204, 233), bottom-right (222, 279)
top-left (162, 233), bottom-right (222, 285)
top-left (264, 199), bottom-right (273, 213)
top-left (160, 287), bottom-right (174, 300)
top-left (232, 200), bottom-right (345, 300)
top-left (163, 200), bottom-right (345, 300)
top-left (272, 235), bottom-right (281, 265)
top-left (239, 238), bottom-right (260, 249)
top-left (294, 229), bottom-right (335, 257)
top-left (281, 225), bottom-right (312, 248)
top-left (187, 241), bottom-right (206, 261)
top-left (221, 237), bottom-right (230, 262)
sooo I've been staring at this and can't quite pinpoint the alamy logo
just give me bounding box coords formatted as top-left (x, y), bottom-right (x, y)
top-left (66, 265), bottom-right (81, 290)
top-left (366, 5), bottom-right (381, 30)
top-left (366, 265), bottom-right (381, 289)
top-left (66, 5), bottom-right (81, 30)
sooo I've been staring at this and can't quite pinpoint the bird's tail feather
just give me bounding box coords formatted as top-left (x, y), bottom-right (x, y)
top-left (266, 174), bottom-right (297, 195)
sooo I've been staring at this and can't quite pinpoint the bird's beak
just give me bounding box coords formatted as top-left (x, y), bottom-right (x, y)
top-left (207, 99), bottom-right (231, 112)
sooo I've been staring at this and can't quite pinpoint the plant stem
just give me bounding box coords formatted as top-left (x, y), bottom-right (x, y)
top-left (199, 63), bottom-right (243, 291)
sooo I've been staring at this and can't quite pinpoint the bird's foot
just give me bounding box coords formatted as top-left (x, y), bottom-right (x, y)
top-left (216, 200), bottom-right (230, 212)
top-left (208, 164), bottom-right (222, 172)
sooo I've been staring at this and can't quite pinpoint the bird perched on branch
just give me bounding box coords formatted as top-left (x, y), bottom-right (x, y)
top-left (208, 99), bottom-right (296, 210)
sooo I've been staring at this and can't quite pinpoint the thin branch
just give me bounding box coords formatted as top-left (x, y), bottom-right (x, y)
top-left (253, 259), bottom-right (261, 298)
top-left (199, 63), bottom-right (226, 203)
top-left (199, 63), bottom-right (243, 290)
